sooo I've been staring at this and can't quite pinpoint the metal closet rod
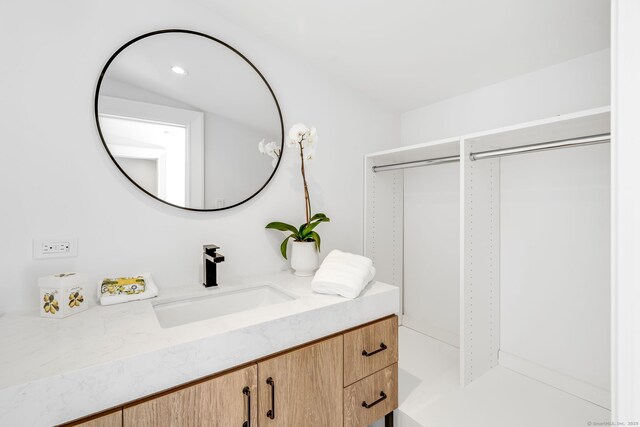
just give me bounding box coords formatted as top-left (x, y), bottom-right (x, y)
top-left (371, 133), bottom-right (611, 173)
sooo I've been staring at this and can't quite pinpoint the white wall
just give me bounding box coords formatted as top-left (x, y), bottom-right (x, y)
top-left (401, 49), bottom-right (610, 145)
top-left (0, 0), bottom-right (399, 314)
top-left (611, 0), bottom-right (640, 419)
top-left (203, 113), bottom-right (276, 208)
top-left (403, 163), bottom-right (460, 347)
top-left (115, 157), bottom-right (158, 196)
top-left (500, 144), bottom-right (610, 392)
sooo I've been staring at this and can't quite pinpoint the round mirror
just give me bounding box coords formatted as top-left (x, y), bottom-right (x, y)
top-left (95, 30), bottom-right (284, 211)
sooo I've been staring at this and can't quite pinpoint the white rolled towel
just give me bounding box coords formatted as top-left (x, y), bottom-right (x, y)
top-left (312, 250), bottom-right (376, 299)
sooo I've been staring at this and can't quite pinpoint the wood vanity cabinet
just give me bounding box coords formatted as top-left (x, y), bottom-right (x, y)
top-left (257, 335), bottom-right (343, 426)
top-left (61, 315), bottom-right (398, 427)
top-left (123, 364), bottom-right (257, 427)
top-left (254, 316), bottom-right (398, 427)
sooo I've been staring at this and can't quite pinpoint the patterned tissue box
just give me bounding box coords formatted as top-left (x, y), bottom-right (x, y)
top-left (38, 272), bottom-right (89, 318)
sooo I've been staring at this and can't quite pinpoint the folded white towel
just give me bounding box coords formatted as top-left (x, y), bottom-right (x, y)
top-left (97, 273), bottom-right (158, 306)
top-left (312, 250), bottom-right (376, 299)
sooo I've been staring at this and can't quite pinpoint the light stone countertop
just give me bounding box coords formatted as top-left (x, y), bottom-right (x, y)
top-left (0, 271), bottom-right (399, 426)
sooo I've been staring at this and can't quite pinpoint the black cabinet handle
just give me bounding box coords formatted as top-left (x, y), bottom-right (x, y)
top-left (242, 386), bottom-right (251, 427)
top-left (266, 377), bottom-right (275, 419)
top-left (362, 391), bottom-right (387, 409)
top-left (362, 342), bottom-right (387, 357)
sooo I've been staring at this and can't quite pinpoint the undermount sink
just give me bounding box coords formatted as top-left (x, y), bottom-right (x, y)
top-left (153, 284), bottom-right (297, 328)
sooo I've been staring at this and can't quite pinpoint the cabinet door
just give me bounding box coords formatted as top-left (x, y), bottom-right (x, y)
top-left (62, 409), bottom-right (122, 427)
top-left (257, 335), bottom-right (343, 426)
top-left (123, 364), bottom-right (257, 427)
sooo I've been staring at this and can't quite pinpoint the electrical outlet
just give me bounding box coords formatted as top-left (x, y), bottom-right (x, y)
top-left (33, 238), bottom-right (78, 259)
top-left (43, 241), bottom-right (69, 254)
top-left (215, 198), bottom-right (225, 208)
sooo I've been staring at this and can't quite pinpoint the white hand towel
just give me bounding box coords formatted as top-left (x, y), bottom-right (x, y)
top-left (97, 273), bottom-right (159, 306)
top-left (312, 250), bottom-right (376, 299)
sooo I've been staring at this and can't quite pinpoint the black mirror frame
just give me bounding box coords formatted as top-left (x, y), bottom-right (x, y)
top-left (94, 29), bottom-right (285, 212)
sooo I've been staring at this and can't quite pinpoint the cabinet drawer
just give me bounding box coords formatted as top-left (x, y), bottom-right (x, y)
top-left (344, 316), bottom-right (398, 386)
top-left (344, 364), bottom-right (398, 427)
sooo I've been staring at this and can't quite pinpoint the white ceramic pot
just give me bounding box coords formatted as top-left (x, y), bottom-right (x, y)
top-left (290, 241), bottom-right (319, 276)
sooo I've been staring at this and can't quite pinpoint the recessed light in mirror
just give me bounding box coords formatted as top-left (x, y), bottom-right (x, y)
top-left (170, 65), bottom-right (188, 75)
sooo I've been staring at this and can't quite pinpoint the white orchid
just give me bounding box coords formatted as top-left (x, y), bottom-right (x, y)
top-left (259, 124), bottom-right (319, 213)
top-left (287, 123), bottom-right (319, 150)
top-left (266, 123), bottom-right (329, 259)
top-left (258, 139), bottom-right (281, 168)
top-left (288, 123), bottom-right (317, 223)
top-left (288, 123), bottom-right (308, 146)
top-left (307, 127), bottom-right (318, 146)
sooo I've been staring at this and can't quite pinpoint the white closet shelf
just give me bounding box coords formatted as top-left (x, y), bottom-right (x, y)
top-left (366, 136), bottom-right (460, 165)
top-left (464, 106), bottom-right (610, 149)
top-left (366, 106), bottom-right (610, 164)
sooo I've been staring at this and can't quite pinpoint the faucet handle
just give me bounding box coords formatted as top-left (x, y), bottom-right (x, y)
top-left (203, 244), bottom-right (220, 255)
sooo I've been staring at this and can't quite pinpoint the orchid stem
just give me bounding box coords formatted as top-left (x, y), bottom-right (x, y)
top-left (299, 138), bottom-right (311, 226)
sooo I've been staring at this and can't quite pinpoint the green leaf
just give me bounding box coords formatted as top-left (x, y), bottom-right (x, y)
top-left (266, 222), bottom-right (299, 237)
top-left (310, 213), bottom-right (330, 222)
top-left (280, 235), bottom-right (293, 259)
top-left (308, 231), bottom-right (321, 251)
top-left (301, 218), bottom-right (329, 238)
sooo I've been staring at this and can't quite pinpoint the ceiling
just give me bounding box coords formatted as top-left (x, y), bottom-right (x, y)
top-left (102, 31), bottom-right (281, 135)
top-left (195, 0), bottom-right (610, 112)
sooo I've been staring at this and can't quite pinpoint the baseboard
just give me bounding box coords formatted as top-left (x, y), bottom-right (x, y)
top-left (499, 350), bottom-right (610, 409)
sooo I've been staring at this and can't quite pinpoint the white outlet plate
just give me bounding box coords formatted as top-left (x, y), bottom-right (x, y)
top-left (33, 238), bottom-right (78, 259)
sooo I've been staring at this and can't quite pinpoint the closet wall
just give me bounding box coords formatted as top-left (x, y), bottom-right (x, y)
top-left (499, 145), bottom-right (610, 394)
top-left (401, 49), bottom-right (609, 145)
top-left (403, 161), bottom-right (459, 347)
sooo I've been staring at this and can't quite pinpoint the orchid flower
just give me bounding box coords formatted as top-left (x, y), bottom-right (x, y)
top-left (258, 139), bottom-right (281, 168)
top-left (265, 124), bottom-right (329, 259)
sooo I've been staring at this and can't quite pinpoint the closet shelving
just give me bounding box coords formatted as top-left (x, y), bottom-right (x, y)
top-left (365, 136), bottom-right (462, 349)
top-left (364, 106), bottom-right (611, 419)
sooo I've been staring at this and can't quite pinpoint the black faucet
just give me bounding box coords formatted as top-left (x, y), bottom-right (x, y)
top-left (203, 244), bottom-right (225, 288)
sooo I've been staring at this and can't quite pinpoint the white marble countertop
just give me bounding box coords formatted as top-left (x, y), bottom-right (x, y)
top-left (0, 271), bottom-right (399, 426)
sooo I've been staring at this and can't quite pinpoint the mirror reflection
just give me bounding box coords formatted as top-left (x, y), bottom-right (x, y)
top-left (96, 30), bottom-right (283, 210)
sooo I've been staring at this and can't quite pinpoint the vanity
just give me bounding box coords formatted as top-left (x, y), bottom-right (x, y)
top-left (0, 272), bottom-right (399, 426)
